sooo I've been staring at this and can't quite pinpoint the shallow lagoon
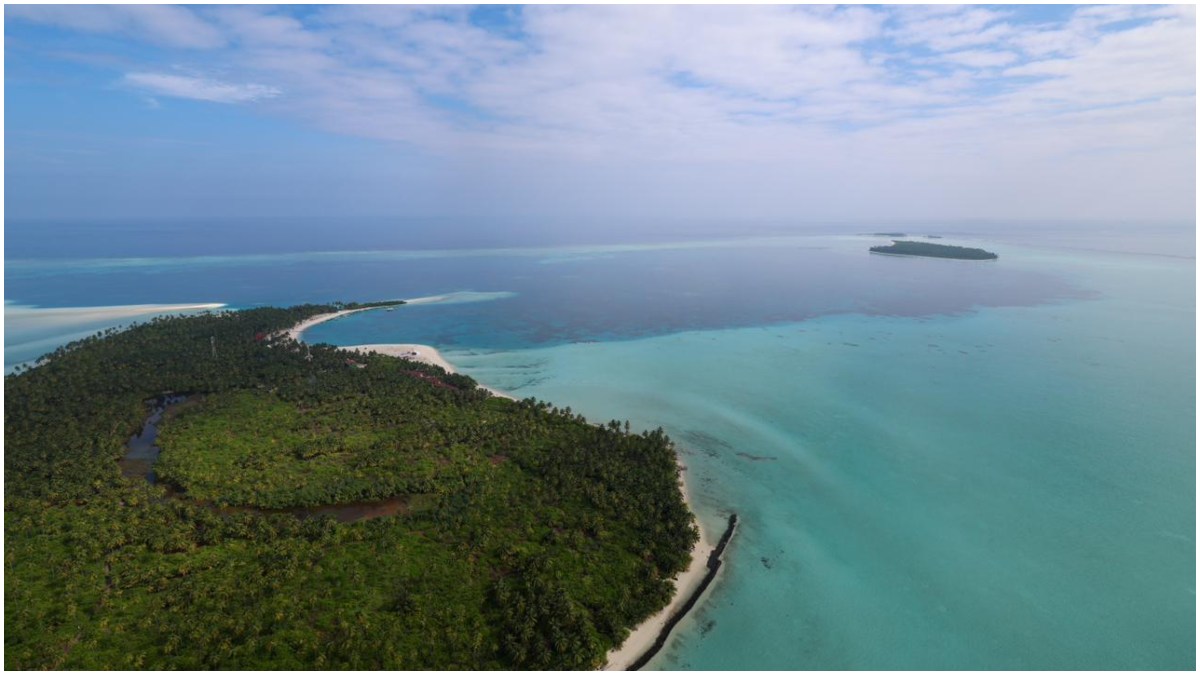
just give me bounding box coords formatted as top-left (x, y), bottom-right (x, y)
top-left (314, 237), bottom-right (1198, 669)
top-left (5, 231), bottom-right (1195, 668)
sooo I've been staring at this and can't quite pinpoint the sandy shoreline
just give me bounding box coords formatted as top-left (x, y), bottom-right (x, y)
top-left (284, 307), bottom-right (515, 400)
top-left (340, 343), bottom-right (516, 401)
top-left (282, 306), bottom-right (380, 341)
top-left (339, 335), bottom-right (721, 667)
top-left (285, 306), bottom-right (714, 669)
top-left (602, 469), bottom-right (716, 670)
top-left (342, 343), bottom-right (458, 372)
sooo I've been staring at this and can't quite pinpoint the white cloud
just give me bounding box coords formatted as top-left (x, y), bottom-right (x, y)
top-left (510, 5), bottom-right (884, 101)
top-left (889, 7), bottom-right (1013, 50)
top-left (940, 49), bottom-right (1020, 69)
top-left (208, 6), bottom-right (327, 49)
top-left (123, 72), bottom-right (281, 104)
top-left (7, 4), bottom-right (224, 49)
top-left (1003, 14), bottom-right (1196, 109)
top-left (9, 4), bottom-right (1197, 220)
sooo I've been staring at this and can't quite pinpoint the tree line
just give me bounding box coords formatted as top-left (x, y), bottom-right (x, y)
top-left (5, 303), bottom-right (697, 669)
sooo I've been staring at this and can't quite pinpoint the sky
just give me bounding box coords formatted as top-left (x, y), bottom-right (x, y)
top-left (4, 4), bottom-right (1197, 226)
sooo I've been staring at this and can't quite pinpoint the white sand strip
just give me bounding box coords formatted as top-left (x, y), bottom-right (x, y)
top-left (5, 302), bottom-right (226, 327)
top-left (279, 307), bottom-right (509, 394)
top-left (342, 343), bottom-right (515, 400)
top-left (402, 291), bottom-right (516, 306)
top-left (5, 302), bottom-right (228, 374)
top-left (602, 469), bottom-right (715, 670)
top-left (342, 343), bottom-right (457, 374)
top-left (282, 306), bottom-right (383, 341)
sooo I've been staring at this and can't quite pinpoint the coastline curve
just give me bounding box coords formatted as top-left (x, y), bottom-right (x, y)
top-left (284, 306), bottom-right (725, 669)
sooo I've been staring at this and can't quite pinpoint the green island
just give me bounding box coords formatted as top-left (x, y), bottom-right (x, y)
top-left (5, 303), bottom-right (697, 669)
top-left (869, 240), bottom-right (998, 260)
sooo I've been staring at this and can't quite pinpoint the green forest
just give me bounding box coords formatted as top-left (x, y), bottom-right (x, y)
top-left (869, 240), bottom-right (999, 260)
top-left (5, 303), bottom-right (697, 669)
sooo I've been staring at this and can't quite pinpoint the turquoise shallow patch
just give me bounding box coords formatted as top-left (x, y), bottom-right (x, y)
top-left (371, 243), bottom-right (1195, 669)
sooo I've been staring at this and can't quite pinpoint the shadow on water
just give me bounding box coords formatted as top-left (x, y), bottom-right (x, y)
top-left (118, 395), bottom-right (408, 524)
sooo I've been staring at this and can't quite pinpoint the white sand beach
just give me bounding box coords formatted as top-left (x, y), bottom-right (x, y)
top-left (344, 343), bottom-right (517, 400)
top-left (282, 306), bottom-right (381, 341)
top-left (342, 343), bottom-right (457, 375)
top-left (602, 470), bottom-right (716, 670)
top-left (281, 307), bottom-right (513, 399)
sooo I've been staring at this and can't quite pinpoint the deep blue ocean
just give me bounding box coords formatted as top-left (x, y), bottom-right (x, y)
top-left (5, 221), bottom-right (1195, 669)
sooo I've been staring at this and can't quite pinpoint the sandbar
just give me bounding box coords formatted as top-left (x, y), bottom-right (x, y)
top-left (6, 301), bottom-right (226, 329)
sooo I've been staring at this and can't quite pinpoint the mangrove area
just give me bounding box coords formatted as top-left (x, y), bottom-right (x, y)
top-left (5, 302), bottom-right (698, 669)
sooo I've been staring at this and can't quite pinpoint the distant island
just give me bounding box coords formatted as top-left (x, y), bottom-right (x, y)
top-left (4, 302), bottom-right (702, 670)
top-left (869, 231), bottom-right (908, 236)
top-left (870, 240), bottom-right (998, 260)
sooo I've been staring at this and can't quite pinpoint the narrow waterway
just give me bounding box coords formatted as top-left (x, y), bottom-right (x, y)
top-left (119, 395), bottom-right (409, 523)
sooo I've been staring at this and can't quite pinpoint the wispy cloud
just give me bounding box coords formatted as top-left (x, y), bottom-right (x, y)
top-left (7, 4), bottom-right (224, 49)
top-left (6, 4), bottom-right (1196, 221)
top-left (939, 49), bottom-right (1020, 69)
top-left (123, 72), bottom-right (281, 104)
top-left (889, 6), bottom-right (1015, 51)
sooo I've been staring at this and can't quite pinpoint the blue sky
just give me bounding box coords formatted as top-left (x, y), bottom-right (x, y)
top-left (4, 4), bottom-right (1196, 224)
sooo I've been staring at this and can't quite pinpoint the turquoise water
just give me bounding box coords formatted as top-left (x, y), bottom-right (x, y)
top-left (313, 240), bottom-right (1197, 669)
top-left (5, 230), bottom-right (1195, 668)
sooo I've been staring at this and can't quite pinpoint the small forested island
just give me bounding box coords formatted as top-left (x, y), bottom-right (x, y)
top-left (869, 240), bottom-right (998, 260)
top-left (5, 302), bottom-right (698, 669)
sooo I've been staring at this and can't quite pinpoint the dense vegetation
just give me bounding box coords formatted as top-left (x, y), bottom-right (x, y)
top-left (155, 389), bottom-right (497, 509)
top-left (5, 304), bottom-right (697, 669)
top-left (869, 240), bottom-right (998, 260)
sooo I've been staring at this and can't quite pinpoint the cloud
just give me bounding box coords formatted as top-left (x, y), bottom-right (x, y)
top-left (889, 6), bottom-right (1013, 50)
top-left (7, 4), bottom-right (224, 49)
top-left (123, 72), bottom-right (281, 104)
top-left (208, 6), bottom-right (327, 49)
top-left (18, 6), bottom-right (1193, 148)
top-left (940, 49), bottom-right (1020, 69)
top-left (1003, 13), bottom-right (1195, 109)
top-left (7, 5), bottom-right (1196, 221)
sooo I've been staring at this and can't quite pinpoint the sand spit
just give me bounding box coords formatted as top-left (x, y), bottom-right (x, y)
top-left (282, 306), bottom-right (382, 341)
top-left (281, 305), bottom-right (512, 399)
top-left (6, 301), bottom-right (227, 328)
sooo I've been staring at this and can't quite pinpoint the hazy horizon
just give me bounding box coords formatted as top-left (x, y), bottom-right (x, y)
top-left (5, 214), bottom-right (1196, 262)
